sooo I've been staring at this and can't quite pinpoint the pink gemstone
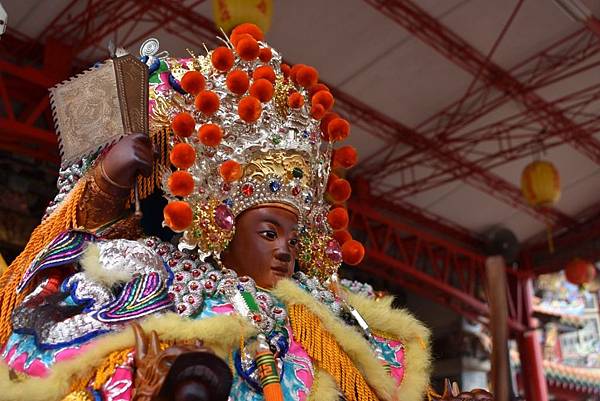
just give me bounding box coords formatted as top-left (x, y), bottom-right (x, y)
top-left (168, 292), bottom-right (175, 301)
top-left (325, 239), bottom-right (342, 262)
top-left (214, 204), bottom-right (234, 230)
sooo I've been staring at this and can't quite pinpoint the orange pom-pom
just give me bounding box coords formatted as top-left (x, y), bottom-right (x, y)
top-left (328, 118), bottom-right (350, 141)
top-left (171, 112), bottom-right (196, 137)
top-left (333, 146), bottom-right (358, 169)
top-left (180, 71), bottom-right (205, 96)
top-left (164, 201), bottom-right (193, 232)
top-left (329, 178), bottom-right (351, 202)
top-left (332, 230), bottom-right (352, 246)
top-left (311, 104), bottom-right (326, 120)
top-left (230, 32), bottom-right (252, 47)
top-left (288, 92), bottom-right (304, 109)
top-left (236, 37), bottom-right (259, 61)
top-left (250, 79), bottom-right (274, 103)
top-left (231, 23), bottom-right (265, 42)
top-left (342, 240), bottom-right (365, 265)
top-left (281, 64), bottom-right (291, 79)
top-left (195, 90), bottom-right (220, 115)
top-left (259, 47), bottom-right (272, 62)
top-left (290, 64), bottom-right (306, 84)
top-left (168, 171), bottom-right (195, 197)
top-left (238, 96), bottom-right (262, 123)
top-left (252, 65), bottom-right (276, 83)
top-left (320, 112), bottom-right (340, 140)
top-left (198, 123), bottom-right (223, 147)
top-left (219, 160), bottom-right (243, 182)
top-left (309, 83), bottom-right (330, 99)
top-left (296, 66), bottom-right (319, 88)
top-left (170, 143), bottom-right (196, 169)
top-left (327, 208), bottom-right (349, 230)
top-left (312, 90), bottom-right (334, 111)
top-left (226, 69), bottom-right (250, 95)
top-left (211, 47), bottom-right (234, 72)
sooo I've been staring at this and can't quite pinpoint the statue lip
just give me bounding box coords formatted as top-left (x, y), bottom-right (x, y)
top-left (271, 264), bottom-right (291, 275)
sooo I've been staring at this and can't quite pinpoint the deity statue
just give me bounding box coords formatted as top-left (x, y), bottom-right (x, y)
top-left (0, 24), bottom-right (431, 401)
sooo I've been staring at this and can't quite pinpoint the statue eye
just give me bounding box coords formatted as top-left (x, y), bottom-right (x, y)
top-left (259, 230), bottom-right (277, 240)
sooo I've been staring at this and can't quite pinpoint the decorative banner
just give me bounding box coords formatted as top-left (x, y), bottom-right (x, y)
top-left (213, 0), bottom-right (273, 34)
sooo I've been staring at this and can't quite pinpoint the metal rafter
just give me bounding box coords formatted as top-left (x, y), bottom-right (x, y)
top-left (373, 81), bottom-right (600, 198)
top-left (333, 88), bottom-right (575, 228)
top-left (361, 0), bottom-right (600, 200)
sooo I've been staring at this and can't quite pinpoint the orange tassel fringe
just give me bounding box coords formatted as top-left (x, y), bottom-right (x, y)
top-left (288, 304), bottom-right (379, 401)
top-left (0, 178), bottom-right (87, 345)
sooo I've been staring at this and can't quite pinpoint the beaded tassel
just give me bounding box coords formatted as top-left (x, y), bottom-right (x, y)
top-left (128, 127), bottom-right (169, 205)
top-left (255, 334), bottom-right (284, 401)
top-left (288, 304), bottom-right (380, 401)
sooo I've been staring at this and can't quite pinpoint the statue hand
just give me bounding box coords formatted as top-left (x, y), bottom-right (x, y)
top-left (100, 133), bottom-right (153, 190)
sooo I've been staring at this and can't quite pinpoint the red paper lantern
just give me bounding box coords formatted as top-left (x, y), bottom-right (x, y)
top-left (565, 258), bottom-right (596, 285)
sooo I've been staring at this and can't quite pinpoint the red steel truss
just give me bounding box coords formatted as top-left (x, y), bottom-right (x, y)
top-left (360, 0), bottom-right (600, 205)
top-left (347, 198), bottom-right (527, 332)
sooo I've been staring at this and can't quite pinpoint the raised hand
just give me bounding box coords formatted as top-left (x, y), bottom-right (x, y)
top-left (98, 133), bottom-right (154, 192)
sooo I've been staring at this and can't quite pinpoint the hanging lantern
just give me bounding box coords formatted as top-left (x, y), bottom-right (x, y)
top-left (213, 0), bottom-right (273, 35)
top-left (565, 258), bottom-right (596, 285)
top-left (521, 160), bottom-right (560, 252)
top-left (520, 160), bottom-right (561, 207)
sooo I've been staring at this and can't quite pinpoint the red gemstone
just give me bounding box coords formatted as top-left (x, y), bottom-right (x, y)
top-left (252, 314), bottom-right (262, 322)
top-left (168, 292), bottom-right (175, 301)
top-left (187, 295), bottom-right (195, 304)
top-left (190, 282), bottom-right (199, 290)
top-left (177, 304), bottom-right (187, 312)
top-left (241, 183), bottom-right (254, 197)
top-left (292, 186), bottom-right (301, 196)
top-left (183, 262), bottom-right (192, 271)
top-left (205, 281), bottom-right (214, 289)
top-left (222, 183), bottom-right (231, 192)
top-left (174, 284), bottom-right (183, 292)
top-left (175, 273), bottom-right (184, 281)
top-left (168, 259), bottom-right (177, 267)
top-left (325, 239), bottom-right (343, 262)
top-left (191, 269), bottom-right (201, 278)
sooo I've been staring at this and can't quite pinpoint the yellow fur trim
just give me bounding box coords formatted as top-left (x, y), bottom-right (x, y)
top-left (0, 313), bottom-right (256, 401)
top-left (273, 280), bottom-right (396, 401)
top-left (309, 369), bottom-right (340, 401)
top-left (79, 243), bottom-right (130, 286)
top-left (348, 293), bottom-right (432, 401)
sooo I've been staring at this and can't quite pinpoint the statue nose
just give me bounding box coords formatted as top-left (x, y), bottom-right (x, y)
top-left (274, 251), bottom-right (292, 263)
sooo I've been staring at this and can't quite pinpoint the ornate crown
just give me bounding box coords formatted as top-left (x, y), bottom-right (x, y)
top-left (146, 24), bottom-right (364, 278)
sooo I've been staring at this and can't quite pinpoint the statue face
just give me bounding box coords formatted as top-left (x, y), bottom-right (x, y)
top-left (221, 206), bottom-right (299, 289)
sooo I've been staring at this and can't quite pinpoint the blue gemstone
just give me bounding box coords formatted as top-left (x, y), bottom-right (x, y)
top-left (269, 181), bottom-right (281, 192)
top-left (237, 284), bottom-right (244, 291)
top-left (223, 198), bottom-right (234, 207)
top-left (302, 130), bottom-right (309, 138)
